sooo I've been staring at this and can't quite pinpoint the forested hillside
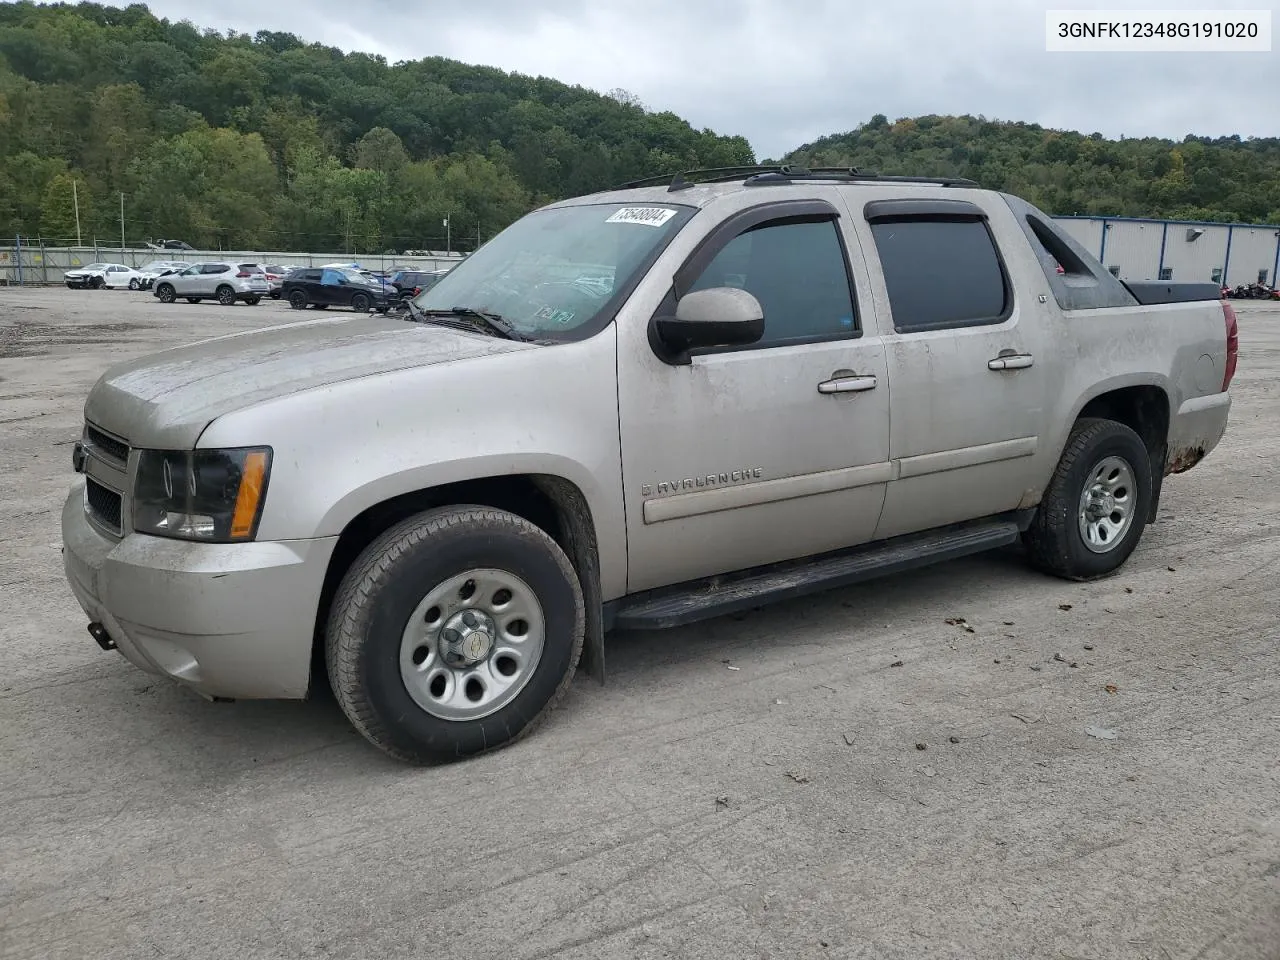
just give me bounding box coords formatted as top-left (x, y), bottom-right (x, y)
top-left (784, 114), bottom-right (1280, 225)
top-left (0, 2), bottom-right (753, 251)
top-left (3, 5), bottom-right (1278, 254)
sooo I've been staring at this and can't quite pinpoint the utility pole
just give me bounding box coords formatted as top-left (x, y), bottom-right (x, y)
top-left (72, 180), bottom-right (82, 245)
top-left (119, 193), bottom-right (125, 253)
top-left (444, 216), bottom-right (451, 256)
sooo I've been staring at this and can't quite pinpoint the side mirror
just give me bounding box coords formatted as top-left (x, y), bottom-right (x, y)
top-left (651, 287), bottom-right (764, 365)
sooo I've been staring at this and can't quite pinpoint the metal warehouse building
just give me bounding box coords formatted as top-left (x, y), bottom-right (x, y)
top-left (1051, 216), bottom-right (1280, 288)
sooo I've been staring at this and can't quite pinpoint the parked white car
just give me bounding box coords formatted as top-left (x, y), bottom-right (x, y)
top-left (135, 260), bottom-right (191, 290)
top-left (150, 261), bottom-right (269, 305)
top-left (63, 263), bottom-right (145, 290)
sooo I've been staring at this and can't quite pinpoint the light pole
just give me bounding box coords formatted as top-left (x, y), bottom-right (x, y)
top-left (72, 180), bottom-right (82, 245)
top-left (443, 216), bottom-right (450, 256)
top-left (119, 192), bottom-right (125, 253)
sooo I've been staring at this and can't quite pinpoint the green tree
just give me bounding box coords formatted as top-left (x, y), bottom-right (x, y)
top-left (39, 171), bottom-right (87, 241)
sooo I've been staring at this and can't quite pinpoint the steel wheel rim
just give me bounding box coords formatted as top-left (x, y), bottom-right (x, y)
top-left (399, 568), bottom-right (546, 721)
top-left (1077, 455), bottom-right (1136, 554)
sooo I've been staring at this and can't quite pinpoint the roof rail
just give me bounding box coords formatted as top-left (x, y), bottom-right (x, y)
top-left (610, 165), bottom-right (978, 193)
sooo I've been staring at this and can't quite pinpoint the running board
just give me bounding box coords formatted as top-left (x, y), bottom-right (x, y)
top-left (608, 519), bottom-right (1022, 631)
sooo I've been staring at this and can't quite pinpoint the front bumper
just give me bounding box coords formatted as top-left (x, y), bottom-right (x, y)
top-left (61, 485), bottom-right (338, 699)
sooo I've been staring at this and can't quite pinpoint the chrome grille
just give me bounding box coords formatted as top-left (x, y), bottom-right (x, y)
top-left (81, 420), bottom-right (130, 537)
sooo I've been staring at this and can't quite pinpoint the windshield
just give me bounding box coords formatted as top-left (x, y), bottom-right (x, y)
top-left (413, 201), bottom-right (694, 340)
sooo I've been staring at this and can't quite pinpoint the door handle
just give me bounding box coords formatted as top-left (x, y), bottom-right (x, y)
top-left (988, 354), bottom-right (1034, 371)
top-left (817, 375), bottom-right (878, 394)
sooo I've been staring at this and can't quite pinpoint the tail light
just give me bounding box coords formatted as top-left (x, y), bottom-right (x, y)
top-left (1221, 300), bottom-right (1239, 392)
top-left (236, 271), bottom-right (251, 278)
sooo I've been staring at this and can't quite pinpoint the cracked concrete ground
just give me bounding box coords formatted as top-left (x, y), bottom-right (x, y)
top-left (1, 286), bottom-right (1278, 960)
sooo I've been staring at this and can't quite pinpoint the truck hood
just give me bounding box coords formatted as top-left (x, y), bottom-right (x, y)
top-left (84, 315), bottom-right (533, 448)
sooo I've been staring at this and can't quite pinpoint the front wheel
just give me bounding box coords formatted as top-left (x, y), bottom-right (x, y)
top-left (90, 276), bottom-right (104, 290)
top-left (216, 285), bottom-right (236, 306)
top-left (326, 506), bottom-right (585, 763)
top-left (351, 293), bottom-right (371, 312)
top-left (1023, 417), bottom-right (1152, 580)
top-left (156, 283), bottom-right (176, 303)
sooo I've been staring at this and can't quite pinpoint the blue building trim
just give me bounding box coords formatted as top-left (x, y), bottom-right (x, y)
top-left (1098, 219), bottom-right (1108, 263)
top-left (1223, 226), bottom-right (1234, 285)
top-left (1157, 221), bottom-right (1168, 277)
top-left (1052, 213), bottom-right (1280, 230)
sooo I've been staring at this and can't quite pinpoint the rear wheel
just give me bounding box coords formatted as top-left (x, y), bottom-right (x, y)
top-left (351, 292), bottom-right (371, 312)
top-left (1023, 418), bottom-right (1152, 580)
top-left (326, 506), bottom-right (585, 763)
top-left (216, 285), bottom-right (236, 306)
top-left (288, 290), bottom-right (307, 310)
top-left (244, 295), bottom-right (261, 305)
top-left (128, 278), bottom-right (140, 290)
top-left (156, 284), bottom-right (176, 303)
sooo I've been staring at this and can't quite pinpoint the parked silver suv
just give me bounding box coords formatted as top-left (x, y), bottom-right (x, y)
top-left (151, 262), bottom-right (269, 305)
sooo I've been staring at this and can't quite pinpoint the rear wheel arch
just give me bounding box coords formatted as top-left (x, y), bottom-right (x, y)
top-left (1073, 385), bottom-right (1170, 522)
top-left (309, 473), bottom-right (606, 698)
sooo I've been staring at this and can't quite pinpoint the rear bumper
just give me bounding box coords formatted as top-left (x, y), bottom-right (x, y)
top-left (61, 484), bottom-right (338, 699)
top-left (1168, 391), bottom-right (1231, 473)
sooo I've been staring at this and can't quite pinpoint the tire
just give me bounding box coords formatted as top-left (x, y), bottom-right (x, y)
top-left (128, 278), bottom-right (140, 290)
top-left (90, 276), bottom-right (104, 290)
top-left (326, 506), bottom-right (585, 763)
top-left (244, 296), bottom-right (261, 305)
top-left (314, 304), bottom-right (328, 309)
top-left (351, 293), bottom-right (371, 312)
top-left (186, 298), bottom-right (201, 304)
top-left (1023, 417), bottom-right (1152, 581)
top-left (216, 285), bottom-right (236, 306)
top-left (270, 289), bottom-right (281, 300)
top-left (156, 283), bottom-right (176, 303)
top-left (288, 290), bottom-right (307, 310)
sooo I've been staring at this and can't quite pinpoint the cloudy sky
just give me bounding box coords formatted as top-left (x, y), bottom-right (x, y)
top-left (146, 0), bottom-right (1275, 159)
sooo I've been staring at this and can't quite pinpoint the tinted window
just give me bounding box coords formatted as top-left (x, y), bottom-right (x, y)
top-left (870, 219), bottom-right (1008, 332)
top-left (321, 269), bottom-right (345, 285)
top-left (687, 219), bottom-right (857, 347)
top-left (237, 263), bottom-right (263, 273)
top-left (201, 263), bottom-right (228, 274)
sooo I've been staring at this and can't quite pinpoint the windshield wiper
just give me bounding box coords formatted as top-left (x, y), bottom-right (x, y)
top-left (405, 305), bottom-right (533, 342)
top-left (444, 306), bottom-right (532, 342)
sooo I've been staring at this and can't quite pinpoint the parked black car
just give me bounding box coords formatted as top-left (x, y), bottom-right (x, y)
top-left (389, 269), bottom-right (449, 298)
top-left (282, 267), bottom-right (391, 312)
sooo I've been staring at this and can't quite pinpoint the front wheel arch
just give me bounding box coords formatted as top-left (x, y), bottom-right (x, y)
top-left (308, 473), bottom-right (606, 699)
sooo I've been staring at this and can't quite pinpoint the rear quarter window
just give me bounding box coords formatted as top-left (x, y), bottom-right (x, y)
top-left (869, 218), bottom-right (1010, 333)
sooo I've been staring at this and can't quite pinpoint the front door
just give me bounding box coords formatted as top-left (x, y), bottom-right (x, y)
top-left (849, 197), bottom-right (1052, 540)
top-left (617, 198), bottom-right (893, 593)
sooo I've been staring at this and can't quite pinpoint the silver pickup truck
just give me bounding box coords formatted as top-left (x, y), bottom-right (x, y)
top-left (62, 166), bottom-right (1237, 763)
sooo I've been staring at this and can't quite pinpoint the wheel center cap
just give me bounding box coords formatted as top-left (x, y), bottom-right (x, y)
top-left (439, 608), bottom-right (496, 667)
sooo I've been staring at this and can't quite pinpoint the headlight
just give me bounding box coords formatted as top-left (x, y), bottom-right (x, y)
top-left (133, 447), bottom-right (272, 542)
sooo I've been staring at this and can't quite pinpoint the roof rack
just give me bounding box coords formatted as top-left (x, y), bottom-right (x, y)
top-left (611, 165), bottom-right (978, 193)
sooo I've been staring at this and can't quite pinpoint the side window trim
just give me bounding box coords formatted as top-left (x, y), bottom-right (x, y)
top-left (865, 209), bottom-right (1015, 334)
top-left (653, 199), bottom-right (862, 357)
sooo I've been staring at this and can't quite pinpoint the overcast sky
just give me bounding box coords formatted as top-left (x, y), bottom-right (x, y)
top-left (146, 0), bottom-right (1276, 159)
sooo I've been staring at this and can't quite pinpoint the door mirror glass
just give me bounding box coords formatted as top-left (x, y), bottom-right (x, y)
top-left (652, 287), bottom-right (764, 364)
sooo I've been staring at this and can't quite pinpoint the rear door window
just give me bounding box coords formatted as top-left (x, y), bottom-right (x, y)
top-left (869, 219), bottom-right (1010, 333)
top-left (201, 263), bottom-right (229, 274)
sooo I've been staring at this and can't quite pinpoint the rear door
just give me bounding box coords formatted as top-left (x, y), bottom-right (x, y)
top-left (198, 263), bottom-right (228, 296)
top-left (848, 195), bottom-right (1052, 540)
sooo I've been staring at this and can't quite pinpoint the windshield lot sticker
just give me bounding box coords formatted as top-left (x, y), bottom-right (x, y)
top-left (606, 207), bottom-right (677, 227)
top-left (535, 306), bottom-right (576, 325)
